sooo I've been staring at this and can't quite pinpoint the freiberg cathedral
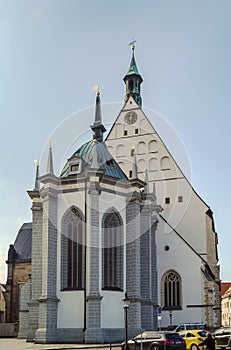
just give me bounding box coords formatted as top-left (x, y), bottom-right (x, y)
top-left (4, 45), bottom-right (221, 343)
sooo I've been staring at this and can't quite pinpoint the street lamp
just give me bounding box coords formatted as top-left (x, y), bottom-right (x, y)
top-left (169, 309), bottom-right (173, 326)
top-left (123, 292), bottom-right (130, 350)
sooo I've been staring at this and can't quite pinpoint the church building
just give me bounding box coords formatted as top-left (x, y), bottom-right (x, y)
top-left (22, 83), bottom-right (161, 343)
top-left (6, 45), bottom-right (221, 343)
top-left (105, 44), bottom-right (221, 330)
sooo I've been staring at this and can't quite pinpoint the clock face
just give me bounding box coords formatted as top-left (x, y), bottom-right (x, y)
top-left (124, 111), bottom-right (137, 124)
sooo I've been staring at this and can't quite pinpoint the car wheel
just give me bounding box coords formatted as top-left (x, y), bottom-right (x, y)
top-left (151, 346), bottom-right (159, 350)
top-left (190, 344), bottom-right (198, 350)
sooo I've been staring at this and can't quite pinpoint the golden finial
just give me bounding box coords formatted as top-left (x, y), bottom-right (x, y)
top-left (129, 39), bottom-right (137, 51)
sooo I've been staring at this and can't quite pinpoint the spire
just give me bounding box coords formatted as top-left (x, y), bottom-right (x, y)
top-left (46, 142), bottom-right (54, 175)
top-left (127, 45), bottom-right (140, 76)
top-left (124, 43), bottom-right (143, 107)
top-left (34, 162), bottom-right (40, 191)
top-left (91, 90), bottom-right (106, 142)
top-left (131, 156), bottom-right (138, 179)
top-left (143, 169), bottom-right (149, 194)
top-left (95, 91), bottom-right (102, 124)
top-left (152, 182), bottom-right (157, 205)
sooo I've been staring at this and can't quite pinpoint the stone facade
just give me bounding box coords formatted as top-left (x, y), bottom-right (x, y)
top-left (24, 165), bottom-right (160, 343)
top-left (20, 85), bottom-right (162, 343)
top-left (106, 48), bottom-right (221, 328)
top-left (0, 284), bottom-right (6, 323)
top-left (5, 46), bottom-right (221, 341)
top-left (5, 224), bottom-right (32, 324)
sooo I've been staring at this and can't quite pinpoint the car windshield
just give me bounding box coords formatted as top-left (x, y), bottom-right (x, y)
top-left (186, 324), bottom-right (205, 330)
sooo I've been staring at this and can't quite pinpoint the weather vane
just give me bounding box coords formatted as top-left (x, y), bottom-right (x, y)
top-left (128, 38), bottom-right (137, 50)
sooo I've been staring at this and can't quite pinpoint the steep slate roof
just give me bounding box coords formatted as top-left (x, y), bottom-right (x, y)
top-left (13, 222), bottom-right (32, 262)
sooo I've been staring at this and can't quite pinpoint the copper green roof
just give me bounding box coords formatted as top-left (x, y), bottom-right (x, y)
top-left (61, 140), bottom-right (128, 180)
top-left (126, 50), bottom-right (140, 76)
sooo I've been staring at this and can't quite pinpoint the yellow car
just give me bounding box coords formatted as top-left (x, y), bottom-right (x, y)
top-left (178, 329), bottom-right (207, 350)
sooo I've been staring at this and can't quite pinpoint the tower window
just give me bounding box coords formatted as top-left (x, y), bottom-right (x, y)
top-left (135, 128), bottom-right (138, 134)
top-left (165, 197), bottom-right (170, 204)
top-left (129, 80), bottom-right (134, 91)
top-left (178, 196), bottom-right (183, 202)
top-left (129, 170), bottom-right (132, 178)
top-left (124, 130), bottom-right (128, 136)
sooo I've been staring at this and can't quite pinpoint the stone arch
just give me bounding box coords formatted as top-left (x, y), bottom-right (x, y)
top-left (137, 141), bottom-right (146, 155)
top-left (161, 269), bottom-right (182, 310)
top-left (160, 156), bottom-right (171, 170)
top-left (116, 144), bottom-right (124, 157)
top-left (102, 208), bottom-right (123, 291)
top-left (61, 206), bottom-right (85, 291)
top-left (149, 140), bottom-right (158, 152)
top-left (149, 157), bottom-right (159, 171)
top-left (138, 158), bottom-right (146, 172)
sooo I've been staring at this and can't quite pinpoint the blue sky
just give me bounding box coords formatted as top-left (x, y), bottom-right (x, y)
top-left (0, 0), bottom-right (230, 282)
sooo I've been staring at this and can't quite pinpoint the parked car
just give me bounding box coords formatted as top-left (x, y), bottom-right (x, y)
top-left (122, 331), bottom-right (186, 350)
top-left (178, 329), bottom-right (207, 350)
top-left (213, 327), bottom-right (231, 349)
top-left (173, 323), bottom-right (206, 332)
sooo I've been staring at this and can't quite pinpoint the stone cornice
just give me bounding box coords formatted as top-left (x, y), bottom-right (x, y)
top-left (129, 178), bottom-right (146, 189)
top-left (27, 190), bottom-right (40, 200)
top-left (39, 296), bottom-right (60, 303)
top-left (86, 294), bottom-right (103, 301)
top-left (39, 174), bottom-right (60, 185)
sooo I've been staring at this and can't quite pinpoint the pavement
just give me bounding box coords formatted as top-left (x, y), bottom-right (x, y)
top-left (0, 338), bottom-right (122, 350)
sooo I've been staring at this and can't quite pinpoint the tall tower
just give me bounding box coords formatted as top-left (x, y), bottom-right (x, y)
top-left (123, 44), bottom-right (143, 107)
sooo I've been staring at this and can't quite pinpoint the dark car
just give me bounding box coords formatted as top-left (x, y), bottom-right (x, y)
top-left (213, 327), bottom-right (231, 349)
top-left (123, 331), bottom-right (186, 350)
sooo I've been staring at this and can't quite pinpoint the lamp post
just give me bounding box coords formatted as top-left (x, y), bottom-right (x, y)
top-left (169, 309), bottom-right (173, 326)
top-left (123, 292), bottom-right (130, 350)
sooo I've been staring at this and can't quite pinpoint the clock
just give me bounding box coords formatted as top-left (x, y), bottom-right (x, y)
top-left (124, 111), bottom-right (137, 124)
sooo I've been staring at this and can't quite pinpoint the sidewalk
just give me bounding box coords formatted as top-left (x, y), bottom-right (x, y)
top-left (0, 338), bottom-right (122, 350)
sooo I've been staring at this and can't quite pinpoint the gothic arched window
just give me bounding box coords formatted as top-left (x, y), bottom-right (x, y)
top-left (161, 270), bottom-right (182, 310)
top-left (61, 207), bottom-right (84, 290)
top-left (102, 210), bottom-right (123, 291)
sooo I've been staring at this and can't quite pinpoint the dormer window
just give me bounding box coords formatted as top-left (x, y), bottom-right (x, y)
top-left (69, 158), bottom-right (82, 174)
top-left (71, 164), bottom-right (79, 172)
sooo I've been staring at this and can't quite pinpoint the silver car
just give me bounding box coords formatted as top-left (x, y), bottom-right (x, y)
top-left (123, 331), bottom-right (186, 350)
top-left (213, 327), bottom-right (231, 349)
